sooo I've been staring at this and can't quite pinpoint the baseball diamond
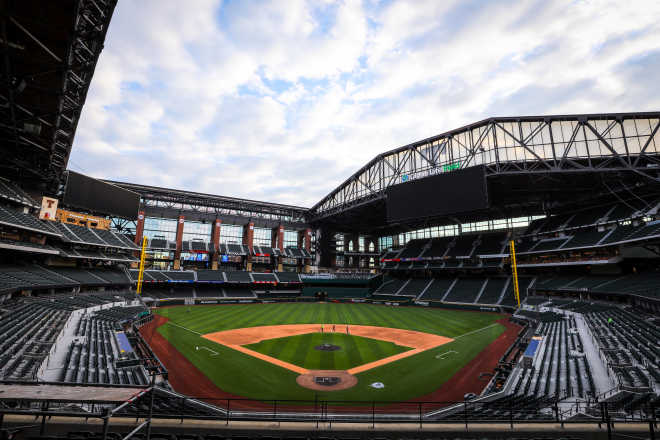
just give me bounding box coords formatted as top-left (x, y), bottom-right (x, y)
top-left (144, 302), bottom-right (515, 402)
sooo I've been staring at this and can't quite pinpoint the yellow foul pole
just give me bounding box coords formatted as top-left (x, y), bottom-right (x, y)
top-left (136, 235), bottom-right (148, 295)
top-left (509, 239), bottom-right (521, 307)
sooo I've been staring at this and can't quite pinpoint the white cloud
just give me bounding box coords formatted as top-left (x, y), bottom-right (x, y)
top-left (70, 0), bottom-right (660, 207)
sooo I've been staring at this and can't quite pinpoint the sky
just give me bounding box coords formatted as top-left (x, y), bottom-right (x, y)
top-left (69, 0), bottom-right (660, 208)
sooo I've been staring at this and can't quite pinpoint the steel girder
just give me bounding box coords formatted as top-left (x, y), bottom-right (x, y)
top-left (309, 112), bottom-right (660, 222)
top-left (0, 0), bottom-right (117, 190)
top-left (106, 180), bottom-right (309, 225)
top-left (49, 0), bottom-right (118, 176)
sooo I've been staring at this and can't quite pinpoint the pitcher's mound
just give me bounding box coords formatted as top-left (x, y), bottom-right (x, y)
top-left (314, 343), bottom-right (341, 351)
top-left (296, 370), bottom-right (358, 391)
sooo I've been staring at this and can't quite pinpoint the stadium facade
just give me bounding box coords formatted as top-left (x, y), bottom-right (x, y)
top-left (0, 2), bottom-right (658, 439)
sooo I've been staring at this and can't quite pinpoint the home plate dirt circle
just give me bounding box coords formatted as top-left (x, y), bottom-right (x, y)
top-left (296, 370), bottom-right (358, 391)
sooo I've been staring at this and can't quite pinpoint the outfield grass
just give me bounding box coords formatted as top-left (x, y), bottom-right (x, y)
top-left (155, 303), bottom-right (506, 401)
top-left (245, 332), bottom-right (412, 370)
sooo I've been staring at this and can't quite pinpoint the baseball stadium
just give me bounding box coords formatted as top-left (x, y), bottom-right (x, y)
top-left (0, 2), bottom-right (658, 440)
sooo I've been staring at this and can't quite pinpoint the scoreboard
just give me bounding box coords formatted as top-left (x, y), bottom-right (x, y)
top-left (386, 165), bottom-right (489, 222)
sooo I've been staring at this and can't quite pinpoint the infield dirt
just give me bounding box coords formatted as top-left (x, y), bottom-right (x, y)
top-left (201, 323), bottom-right (453, 375)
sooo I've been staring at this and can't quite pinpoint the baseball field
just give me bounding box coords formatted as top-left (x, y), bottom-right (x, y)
top-left (142, 302), bottom-right (518, 403)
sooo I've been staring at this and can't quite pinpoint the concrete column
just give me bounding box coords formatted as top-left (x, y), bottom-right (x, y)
top-left (173, 215), bottom-right (184, 270)
top-left (303, 228), bottom-right (312, 273)
top-left (317, 228), bottom-right (335, 269)
top-left (211, 219), bottom-right (221, 270)
top-left (304, 228), bottom-right (313, 252)
top-left (243, 221), bottom-right (254, 271)
top-left (272, 225), bottom-right (284, 271)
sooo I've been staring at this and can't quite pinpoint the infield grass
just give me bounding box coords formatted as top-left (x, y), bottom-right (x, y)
top-left (154, 303), bottom-right (506, 401)
top-left (245, 332), bottom-right (412, 370)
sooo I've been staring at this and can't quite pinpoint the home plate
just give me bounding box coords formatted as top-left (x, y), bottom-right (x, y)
top-left (435, 350), bottom-right (458, 360)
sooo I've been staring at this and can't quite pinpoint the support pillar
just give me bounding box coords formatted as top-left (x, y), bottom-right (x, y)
top-left (173, 215), bottom-right (184, 270)
top-left (272, 225), bottom-right (284, 272)
top-left (318, 228), bottom-right (336, 268)
top-left (211, 219), bottom-right (221, 270)
top-left (243, 221), bottom-right (254, 271)
top-left (303, 228), bottom-right (312, 273)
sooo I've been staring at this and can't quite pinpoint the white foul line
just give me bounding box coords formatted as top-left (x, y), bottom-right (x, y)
top-left (453, 323), bottom-right (500, 340)
top-left (196, 346), bottom-right (219, 356)
top-left (435, 350), bottom-right (458, 359)
top-left (167, 321), bottom-right (201, 335)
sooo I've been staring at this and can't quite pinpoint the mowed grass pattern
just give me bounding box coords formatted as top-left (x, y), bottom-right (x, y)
top-left (157, 302), bottom-right (498, 336)
top-left (155, 303), bottom-right (506, 401)
top-left (245, 332), bottom-right (412, 370)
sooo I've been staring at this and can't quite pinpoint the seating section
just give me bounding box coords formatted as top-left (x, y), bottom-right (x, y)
top-left (399, 278), bottom-right (431, 297)
top-left (526, 237), bottom-right (570, 253)
top-left (0, 205), bottom-right (58, 236)
top-left (563, 205), bottom-right (611, 229)
top-left (511, 317), bottom-right (596, 399)
top-left (115, 233), bottom-right (139, 249)
top-left (64, 224), bottom-right (107, 246)
top-left (133, 270), bottom-right (304, 285)
top-left (275, 271), bottom-right (301, 283)
top-left (224, 270), bottom-right (252, 283)
top-left (446, 236), bottom-right (477, 257)
top-left (473, 232), bottom-right (508, 255)
top-left (146, 271), bottom-right (172, 282)
top-left (49, 267), bottom-right (106, 285)
top-left (584, 308), bottom-right (657, 391)
top-left (477, 278), bottom-right (508, 304)
top-left (149, 238), bottom-right (169, 249)
top-left (0, 293), bottom-right (136, 382)
top-left (0, 239), bottom-right (59, 255)
top-left (419, 278), bottom-right (456, 301)
top-left (61, 307), bottom-right (149, 385)
top-left (196, 270), bottom-right (225, 282)
top-left (532, 273), bottom-right (660, 299)
top-left (301, 286), bottom-right (370, 298)
top-left (0, 265), bottom-right (93, 292)
top-left (116, 389), bottom-right (222, 418)
top-left (190, 240), bottom-right (209, 251)
top-left (444, 278), bottom-right (486, 303)
top-left (226, 243), bottom-right (246, 255)
top-left (223, 286), bottom-right (255, 297)
top-left (397, 239), bottom-right (427, 258)
top-left (90, 269), bottom-right (131, 285)
top-left (373, 276), bottom-right (407, 295)
top-left (195, 287), bottom-right (224, 298)
top-left (0, 302), bottom-right (70, 380)
top-left (163, 271), bottom-right (195, 282)
top-left (252, 272), bottom-right (277, 282)
top-left (47, 222), bottom-right (82, 242)
top-left (500, 277), bottom-right (533, 307)
top-left (419, 237), bottom-right (452, 258)
top-left (141, 288), bottom-right (173, 299)
top-left (93, 229), bottom-right (133, 248)
top-left (567, 229), bottom-right (611, 249)
top-left (0, 180), bottom-right (39, 207)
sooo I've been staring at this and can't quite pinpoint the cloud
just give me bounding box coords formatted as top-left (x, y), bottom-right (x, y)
top-left (70, 0), bottom-right (660, 208)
